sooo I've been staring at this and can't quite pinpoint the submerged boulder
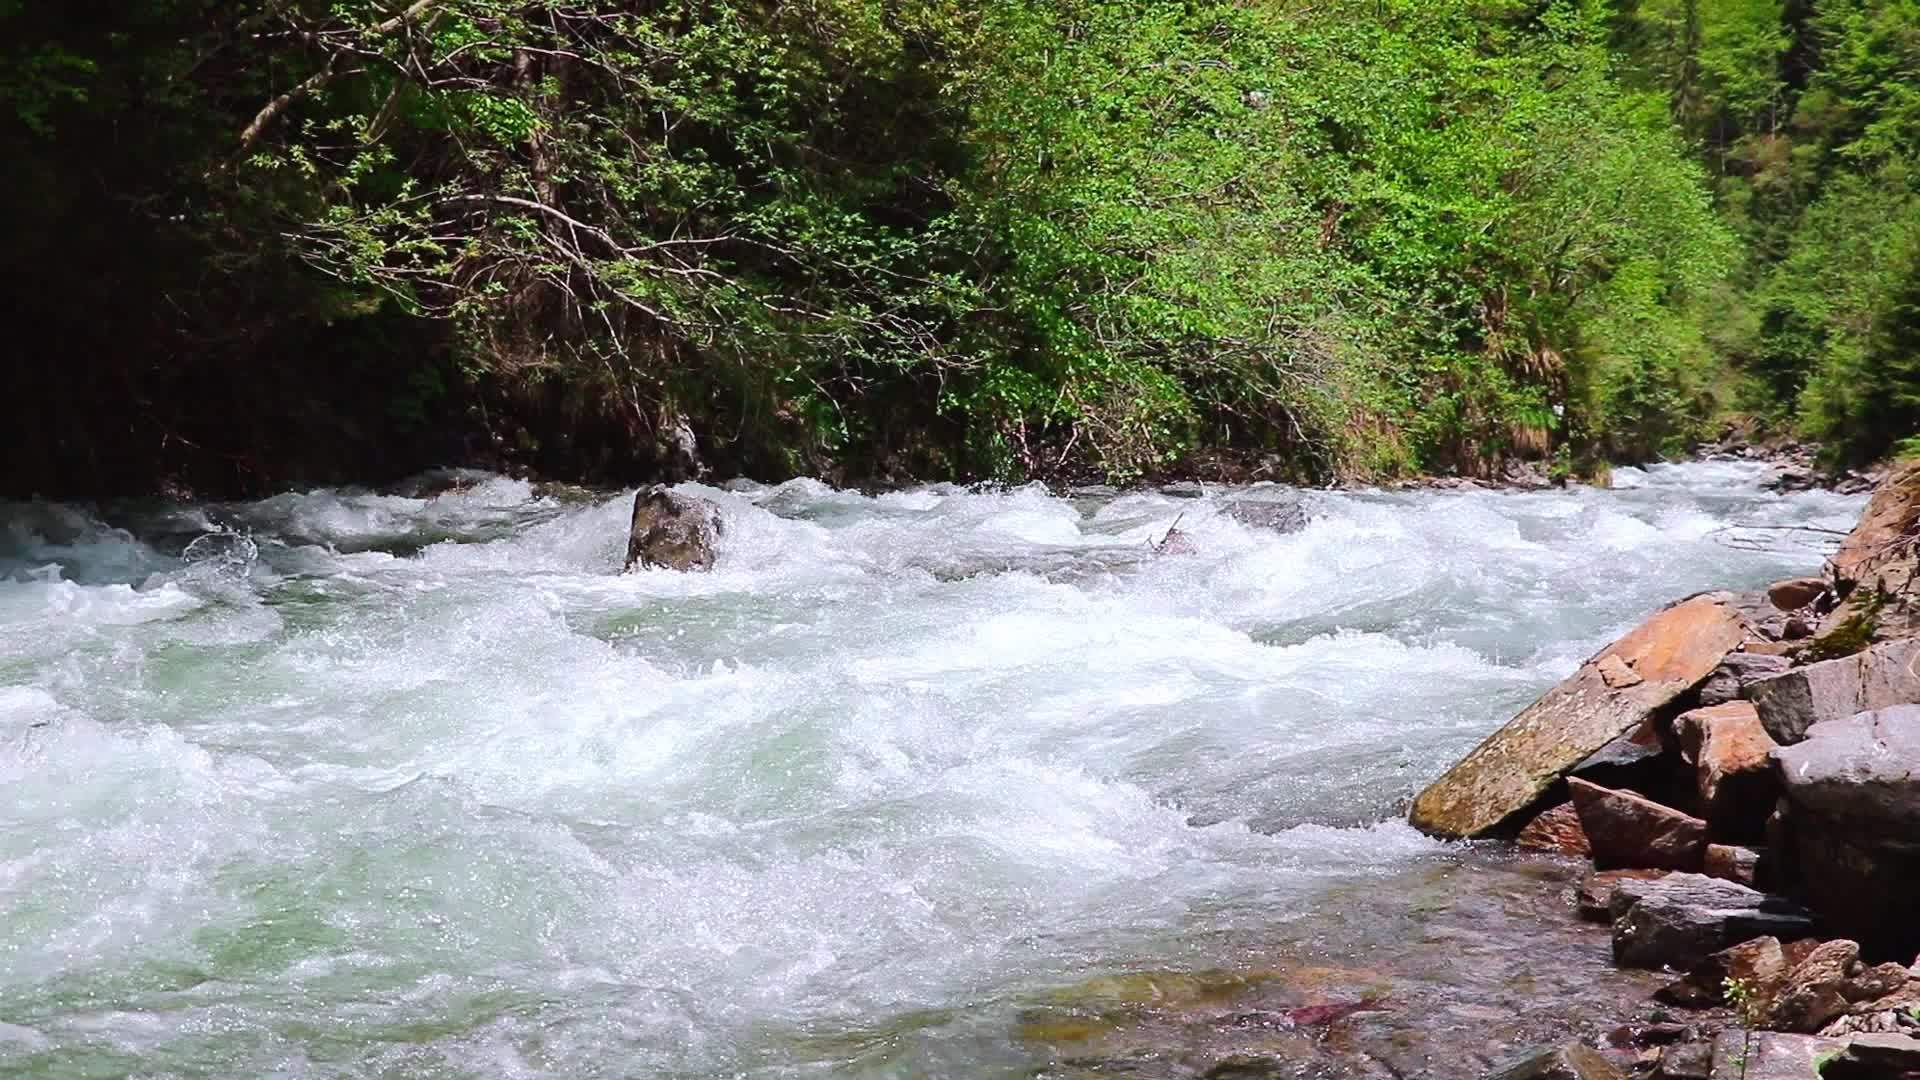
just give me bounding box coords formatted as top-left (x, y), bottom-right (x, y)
top-left (1411, 594), bottom-right (1751, 839)
top-left (1771, 706), bottom-right (1920, 958)
top-left (1221, 496), bottom-right (1309, 534)
top-left (625, 485), bottom-right (722, 572)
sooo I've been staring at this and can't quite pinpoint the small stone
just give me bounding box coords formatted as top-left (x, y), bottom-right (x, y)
top-left (1569, 777), bottom-right (1708, 871)
top-left (1489, 1042), bottom-right (1627, 1080)
top-left (1702, 844), bottom-right (1761, 887)
top-left (1517, 802), bottom-right (1592, 856)
top-left (1767, 578), bottom-right (1827, 612)
top-left (1655, 1041), bottom-right (1713, 1079)
top-left (1577, 868), bottom-right (1668, 922)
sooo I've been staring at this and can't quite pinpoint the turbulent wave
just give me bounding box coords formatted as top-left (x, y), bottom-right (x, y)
top-left (0, 463), bottom-right (1864, 1075)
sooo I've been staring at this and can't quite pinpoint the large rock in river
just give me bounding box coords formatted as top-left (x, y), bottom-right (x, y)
top-left (1771, 705), bottom-right (1920, 958)
top-left (1745, 637), bottom-right (1920, 744)
top-left (625, 485), bottom-right (722, 572)
top-left (1410, 594), bottom-right (1751, 838)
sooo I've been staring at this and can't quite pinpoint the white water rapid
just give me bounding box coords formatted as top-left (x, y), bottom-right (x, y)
top-left (0, 463), bottom-right (1864, 1076)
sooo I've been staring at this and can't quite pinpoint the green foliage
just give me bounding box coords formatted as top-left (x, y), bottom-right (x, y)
top-left (3, 0), bottom-right (1813, 493)
top-left (1614, 0), bottom-right (1920, 466)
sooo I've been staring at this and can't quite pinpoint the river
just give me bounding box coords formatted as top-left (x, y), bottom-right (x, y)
top-left (0, 463), bottom-right (1864, 1076)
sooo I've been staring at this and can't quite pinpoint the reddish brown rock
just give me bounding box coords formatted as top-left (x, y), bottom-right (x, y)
top-left (1703, 844), bottom-right (1761, 886)
top-left (1772, 940), bottom-right (1861, 1033)
top-left (1829, 459), bottom-right (1920, 590)
top-left (1516, 802), bottom-right (1591, 856)
top-left (1569, 777), bottom-right (1709, 871)
top-left (1765, 939), bottom-right (1907, 1035)
top-left (1673, 701), bottom-right (1779, 837)
top-left (1657, 935), bottom-right (1791, 1009)
top-left (1768, 578), bottom-right (1828, 612)
top-left (1410, 595), bottom-right (1751, 839)
top-left (1576, 868), bottom-right (1668, 922)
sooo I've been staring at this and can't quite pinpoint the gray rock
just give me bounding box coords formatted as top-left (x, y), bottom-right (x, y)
top-left (1221, 497), bottom-right (1309, 534)
top-left (1746, 638), bottom-right (1920, 744)
top-left (1707, 1030), bottom-right (1841, 1080)
top-left (1698, 652), bottom-right (1792, 708)
top-left (1608, 873), bottom-right (1815, 971)
top-left (1774, 706), bottom-right (1920, 828)
top-left (1832, 1032), bottom-right (1920, 1071)
top-left (1488, 1042), bottom-right (1625, 1080)
top-left (625, 485), bottom-right (722, 572)
top-left (1772, 706), bottom-right (1920, 958)
top-left (1656, 1041), bottom-right (1714, 1079)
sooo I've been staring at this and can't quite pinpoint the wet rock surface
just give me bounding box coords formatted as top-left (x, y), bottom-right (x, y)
top-left (624, 484), bottom-right (722, 571)
top-left (1488, 1042), bottom-right (1626, 1080)
top-left (1010, 854), bottom-right (1671, 1079)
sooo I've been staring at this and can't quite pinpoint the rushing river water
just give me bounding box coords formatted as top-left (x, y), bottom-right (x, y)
top-left (0, 463), bottom-right (1865, 1077)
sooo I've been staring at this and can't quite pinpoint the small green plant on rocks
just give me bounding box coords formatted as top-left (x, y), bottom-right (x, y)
top-left (1724, 976), bottom-right (1767, 1080)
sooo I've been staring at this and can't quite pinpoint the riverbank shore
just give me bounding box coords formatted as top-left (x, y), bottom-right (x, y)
top-left (1405, 459), bottom-right (1920, 1078)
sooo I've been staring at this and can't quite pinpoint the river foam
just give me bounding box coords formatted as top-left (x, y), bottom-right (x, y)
top-left (0, 464), bottom-right (1863, 1075)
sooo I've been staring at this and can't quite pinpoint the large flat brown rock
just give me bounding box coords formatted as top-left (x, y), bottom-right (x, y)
top-left (1410, 594), bottom-right (1750, 839)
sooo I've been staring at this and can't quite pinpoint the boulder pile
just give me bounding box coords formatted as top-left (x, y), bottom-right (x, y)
top-left (1411, 461), bottom-right (1920, 1077)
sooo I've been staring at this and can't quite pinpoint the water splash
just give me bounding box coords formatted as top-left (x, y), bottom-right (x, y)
top-left (0, 464), bottom-right (1864, 1075)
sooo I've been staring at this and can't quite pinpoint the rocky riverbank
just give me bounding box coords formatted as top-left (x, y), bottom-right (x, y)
top-left (1411, 460), bottom-right (1920, 1078)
